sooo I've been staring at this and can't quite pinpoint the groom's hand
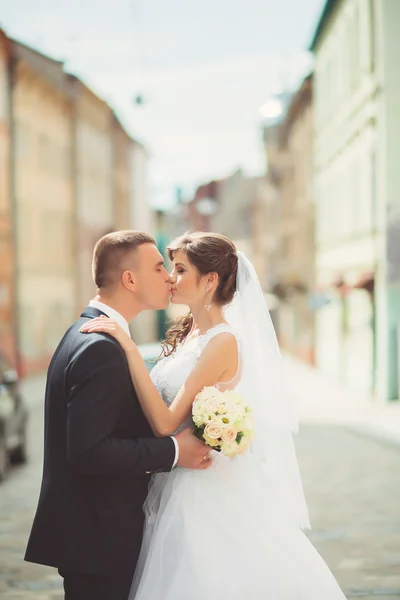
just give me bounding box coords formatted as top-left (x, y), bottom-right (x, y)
top-left (174, 428), bottom-right (212, 470)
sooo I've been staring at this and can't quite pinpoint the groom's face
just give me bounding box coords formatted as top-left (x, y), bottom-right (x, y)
top-left (132, 243), bottom-right (172, 310)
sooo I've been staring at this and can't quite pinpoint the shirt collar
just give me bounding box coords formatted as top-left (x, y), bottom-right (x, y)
top-left (88, 300), bottom-right (131, 338)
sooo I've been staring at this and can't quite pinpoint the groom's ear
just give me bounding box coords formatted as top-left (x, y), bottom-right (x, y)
top-left (121, 269), bottom-right (135, 290)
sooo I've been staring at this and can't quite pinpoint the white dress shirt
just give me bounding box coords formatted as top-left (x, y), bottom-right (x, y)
top-left (88, 299), bottom-right (179, 468)
top-left (89, 300), bottom-right (131, 336)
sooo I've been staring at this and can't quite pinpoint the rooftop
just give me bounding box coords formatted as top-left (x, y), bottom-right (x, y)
top-left (309, 0), bottom-right (339, 52)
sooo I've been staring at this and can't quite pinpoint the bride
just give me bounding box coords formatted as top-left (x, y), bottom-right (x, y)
top-left (81, 231), bottom-right (346, 599)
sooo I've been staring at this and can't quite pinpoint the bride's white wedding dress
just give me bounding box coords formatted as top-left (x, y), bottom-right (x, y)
top-left (129, 323), bottom-right (346, 600)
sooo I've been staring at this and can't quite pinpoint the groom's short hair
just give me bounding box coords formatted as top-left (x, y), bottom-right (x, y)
top-left (92, 230), bottom-right (156, 289)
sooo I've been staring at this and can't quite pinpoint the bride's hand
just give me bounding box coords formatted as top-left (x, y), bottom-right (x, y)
top-left (80, 316), bottom-right (136, 353)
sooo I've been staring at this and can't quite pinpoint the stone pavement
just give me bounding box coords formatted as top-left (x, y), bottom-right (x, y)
top-left (297, 425), bottom-right (400, 598)
top-left (1, 363), bottom-right (400, 599)
top-left (0, 374), bottom-right (63, 599)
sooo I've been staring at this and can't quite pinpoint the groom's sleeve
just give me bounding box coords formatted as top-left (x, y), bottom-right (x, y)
top-left (66, 338), bottom-right (176, 476)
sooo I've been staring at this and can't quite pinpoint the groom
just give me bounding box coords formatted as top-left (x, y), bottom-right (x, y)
top-left (25, 230), bottom-right (211, 600)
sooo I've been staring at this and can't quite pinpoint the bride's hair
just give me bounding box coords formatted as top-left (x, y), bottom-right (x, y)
top-left (161, 231), bottom-right (238, 357)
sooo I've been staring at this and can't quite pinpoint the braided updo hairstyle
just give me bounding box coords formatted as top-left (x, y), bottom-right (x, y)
top-left (161, 231), bottom-right (238, 357)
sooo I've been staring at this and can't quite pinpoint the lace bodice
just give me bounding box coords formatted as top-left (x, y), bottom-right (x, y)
top-left (150, 324), bottom-right (240, 432)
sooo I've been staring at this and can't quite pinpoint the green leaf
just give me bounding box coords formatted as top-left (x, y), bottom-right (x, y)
top-left (235, 431), bottom-right (244, 445)
top-left (193, 425), bottom-right (205, 442)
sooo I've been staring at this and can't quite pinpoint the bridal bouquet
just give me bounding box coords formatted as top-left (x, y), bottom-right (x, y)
top-left (192, 386), bottom-right (254, 457)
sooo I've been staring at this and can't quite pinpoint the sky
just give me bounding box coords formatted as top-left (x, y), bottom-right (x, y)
top-left (0, 0), bottom-right (324, 206)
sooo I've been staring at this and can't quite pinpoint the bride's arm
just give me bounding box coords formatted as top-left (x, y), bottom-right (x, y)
top-left (124, 337), bottom-right (236, 435)
top-left (80, 317), bottom-right (238, 436)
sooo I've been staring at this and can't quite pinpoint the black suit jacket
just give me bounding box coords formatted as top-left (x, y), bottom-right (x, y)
top-left (25, 306), bottom-right (175, 576)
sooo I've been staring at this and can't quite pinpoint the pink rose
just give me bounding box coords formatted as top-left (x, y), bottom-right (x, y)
top-left (221, 426), bottom-right (238, 443)
top-left (204, 423), bottom-right (223, 440)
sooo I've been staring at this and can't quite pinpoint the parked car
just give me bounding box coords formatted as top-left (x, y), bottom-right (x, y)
top-left (0, 352), bottom-right (28, 480)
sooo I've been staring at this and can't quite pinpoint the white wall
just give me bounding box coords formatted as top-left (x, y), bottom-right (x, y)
top-left (313, 0), bottom-right (379, 394)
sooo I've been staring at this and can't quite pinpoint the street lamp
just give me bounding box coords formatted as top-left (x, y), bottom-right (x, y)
top-left (196, 196), bottom-right (218, 217)
top-left (259, 98), bottom-right (283, 120)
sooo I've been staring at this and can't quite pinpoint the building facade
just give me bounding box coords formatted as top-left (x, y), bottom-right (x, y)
top-left (311, 0), bottom-right (400, 399)
top-left (112, 114), bottom-right (132, 231)
top-left (11, 41), bottom-right (76, 376)
top-left (262, 77), bottom-right (315, 363)
top-left (68, 76), bottom-right (115, 313)
top-left (0, 27), bottom-right (149, 374)
top-left (184, 170), bottom-right (268, 280)
top-left (0, 31), bottom-right (16, 366)
top-left (128, 140), bottom-right (158, 344)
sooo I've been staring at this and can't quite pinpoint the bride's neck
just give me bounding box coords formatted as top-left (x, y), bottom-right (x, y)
top-left (188, 305), bottom-right (226, 336)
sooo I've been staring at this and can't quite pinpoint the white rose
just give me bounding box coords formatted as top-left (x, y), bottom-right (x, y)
top-left (202, 412), bottom-right (218, 424)
top-left (240, 416), bottom-right (254, 432)
top-left (221, 441), bottom-right (239, 457)
top-left (237, 434), bottom-right (251, 455)
top-left (204, 396), bottom-right (220, 413)
top-left (192, 400), bottom-right (206, 416)
top-left (231, 403), bottom-right (246, 418)
top-left (193, 414), bottom-right (205, 427)
top-left (196, 386), bottom-right (222, 403)
top-left (222, 390), bottom-right (243, 409)
top-left (216, 414), bottom-right (235, 428)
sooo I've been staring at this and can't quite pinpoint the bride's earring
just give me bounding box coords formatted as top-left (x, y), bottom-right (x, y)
top-left (205, 285), bottom-right (212, 312)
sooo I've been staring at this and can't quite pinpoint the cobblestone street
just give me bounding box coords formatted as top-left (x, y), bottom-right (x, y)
top-left (1, 374), bottom-right (400, 599)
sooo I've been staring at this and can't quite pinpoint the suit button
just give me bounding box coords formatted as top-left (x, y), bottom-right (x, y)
top-left (145, 471), bottom-right (152, 475)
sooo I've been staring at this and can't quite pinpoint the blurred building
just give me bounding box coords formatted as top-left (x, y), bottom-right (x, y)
top-left (0, 31), bottom-right (16, 366)
top-left (128, 140), bottom-right (158, 344)
top-left (185, 179), bottom-right (219, 231)
top-left (245, 176), bottom-right (270, 289)
top-left (263, 76), bottom-right (315, 363)
top-left (213, 170), bottom-right (271, 289)
top-left (0, 26), bottom-right (153, 374)
top-left (310, 0), bottom-right (400, 400)
top-left (68, 92), bottom-right (156, 343)
top-left (183, 170), bottom-right (270, 288)
top-left (112, 113), bottom-right (132, 231)
top-left (261, 107), bottom-right (288, 303)
top-left (129, 140), bottom-right (153, 234)
top-left (68, 75), bottom-right (115, 313)
top-left (162, 190), bottom-right (190, 243)
top-left (10, 41), bottom-right (76, 376)
top-left (213, 169), bottom-right (255, 250)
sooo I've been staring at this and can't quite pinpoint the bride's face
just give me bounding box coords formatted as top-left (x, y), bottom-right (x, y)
top-left (169, 250), bottom-right (208, 306)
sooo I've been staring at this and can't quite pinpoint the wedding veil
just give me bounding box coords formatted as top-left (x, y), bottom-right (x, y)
top-left (224, 251), bottom-right (310, 530)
